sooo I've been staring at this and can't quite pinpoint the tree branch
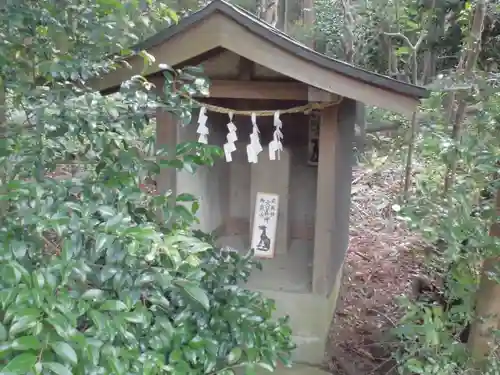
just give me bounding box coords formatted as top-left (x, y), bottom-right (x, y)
top-left (384, 32), bottom-right (414, 49)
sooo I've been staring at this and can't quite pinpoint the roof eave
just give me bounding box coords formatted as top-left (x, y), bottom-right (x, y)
top-left (95, 0), bottom-right (429, 107)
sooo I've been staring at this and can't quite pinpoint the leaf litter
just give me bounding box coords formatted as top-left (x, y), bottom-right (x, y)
top-left (326, 164), bottom-right (425, 375)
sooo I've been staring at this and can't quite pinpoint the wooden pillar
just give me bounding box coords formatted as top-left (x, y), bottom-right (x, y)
top-left (312, 106), bottom-right (338, 295)
top-left (155, 108), bottom-right (177, 196)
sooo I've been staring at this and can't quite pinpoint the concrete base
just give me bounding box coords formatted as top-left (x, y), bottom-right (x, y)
top-left (218, 235), bottom-right (343, 365)
top-left (219, 235), bottom-right (313, 293)
top-left (257, 277), bottom-right (341, 365)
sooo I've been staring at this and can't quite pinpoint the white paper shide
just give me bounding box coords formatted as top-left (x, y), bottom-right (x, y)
top-left (268, 111), bottom-right (283, 161)
top-left (251, 192), bottom-right (279, 258)
top-left (196, 106), bottom-right (209, 144)
top-left (247, 112), bottom-right (262, 163)
top-left (223, 112), bottom-right (238, 162)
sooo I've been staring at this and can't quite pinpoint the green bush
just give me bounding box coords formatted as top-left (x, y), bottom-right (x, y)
top-left (0, 1), bottom-right (294, 374)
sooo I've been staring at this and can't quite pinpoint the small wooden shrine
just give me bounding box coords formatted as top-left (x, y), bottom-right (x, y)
top-left (95, 0), bottom-right (428, 365)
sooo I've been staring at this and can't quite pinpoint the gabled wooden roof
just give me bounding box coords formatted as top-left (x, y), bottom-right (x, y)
top-left (95, 0), bottom-right (428, 115)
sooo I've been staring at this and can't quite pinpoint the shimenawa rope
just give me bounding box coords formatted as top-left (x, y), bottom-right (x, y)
top-left (186, 95), bottom-right (343, 116)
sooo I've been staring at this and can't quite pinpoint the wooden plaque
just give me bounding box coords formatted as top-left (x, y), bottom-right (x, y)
top-left (250, 192), bottom-right (279, 259)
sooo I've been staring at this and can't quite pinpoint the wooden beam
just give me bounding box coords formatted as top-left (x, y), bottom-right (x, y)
top-left (173, 47), bottom-right (227, 69)
top-left (207, 80), bottom-right (307, 100)
top-left (237, 57), bottom-right (254, 80)
top-left (204, 80), bottom-right (340, 101)
top-left (308, 86), bottom-right (337, 102)
top-left (150, 75), bottom-right (340, 102)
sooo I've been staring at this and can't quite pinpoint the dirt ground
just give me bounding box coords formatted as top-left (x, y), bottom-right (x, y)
top-left (325, 164), bottom-right (425, 375)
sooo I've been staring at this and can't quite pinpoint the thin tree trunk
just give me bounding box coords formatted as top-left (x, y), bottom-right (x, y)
top-left (469, 190), bottom-right (500, 362)
top-left (422, 49), bottom-right (438, 84)
top-left (257, 0), bottom-right (279, 27)
top-left (443, 0), bottom-right (486, 194)
top-left (339, 0), bottom-right (366, 156)
top-left (420, 0), bottom-right (439, 84)
top-left (340, 0), bottom-right (355, 63)
top-left (277, 0), bottom-right (288, 32)
top-left (0, 79), bottom-right (8, 220)
top-left (302, 0), bottom-right (315, 48)
top-left (380, 20), bottom-right (398, 77)
top-left (469, 256), bottom-right (500, 362)
top-left (385, 31), bottom-right (426, 199)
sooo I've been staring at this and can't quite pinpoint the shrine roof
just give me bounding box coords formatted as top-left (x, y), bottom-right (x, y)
top-left (94, 0), bottom-right (429, 115)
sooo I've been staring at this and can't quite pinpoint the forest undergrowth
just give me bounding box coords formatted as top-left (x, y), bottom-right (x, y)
top-left (330, 86), bottom-right (500, 375)
top-left (327, 163), bottom-right (426, 375)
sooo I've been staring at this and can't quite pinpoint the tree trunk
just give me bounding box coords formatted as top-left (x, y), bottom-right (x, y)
top-left (420, 0), bottom-right (440, 84)
top-left (257, 0), bottom-right (279, 27)
top-left (0, 79), bottom-right (7, 220)
top-left (277, 0), bottom-right (288, 32)
top-left (339, 0), bottom-right (366, 157)
top-left (385, 31), bottom-right (426, 199)
top-left (443, 0), bottom-right (486, 194)
top-left (468, 187), bottom-right (500, 362)
top-left (380, 20), bottom-right (398, 77)
top-left (422, 49), bottom-right (438, 84)
top-left (340, 0), bottom-right (355, 63)
top-left (302, 0), bottom-right (315, 48)
top-left (469, 256), bottom-right (500, 362)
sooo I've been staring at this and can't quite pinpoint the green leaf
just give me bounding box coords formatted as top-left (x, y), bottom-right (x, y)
top-left (4, 263), bottom-right (22, 285)
top-left (191, 200), bottom-right (200, 214)
top-left (0, 353), bottom-right (37, 374)
top-left (244, 364), bottom-right (257, 375)
top-left (173, 205), bottom-right (195, 223)
top-left (123, 309), bottom-right (147, 324)
top-left (95, 234), bottom-right (113, 252)
top-left (174, 280), bottom-right (210, 310)
top-left (227, 347), bottom-right (242, 364)
top-left (51, 342), bottom-right (78, 365)
top-left (406, 358), bottom-right (425, 374)
top-left (0, 323), bottom-right (7, 341)
top-left (176, 193), bottom-right (196, 202)
top-left (396, 46), bottom-right (412, 56)
top-left (9, 316), bottom-right (37, 337)
top-left (139, 50), bottom-right (156, 72)
top-left (11, 242), bottom-right (27, 259)
top-left (105, 213), bottom-right (126, 229)
top-left (100, 300), bottom-right (128, 312)
top-left (256, 362), bottom-right (275, 372)
top-left (43, 362), bottom-right (72, 375)
top-left (98, 205), bottom-right (116, 218)
top-left (165, 8), bottom-right (179, 23)
top-left (12, 336), bottom-right (42, 351)
top-left (81, 289), bottom-right (105, 301)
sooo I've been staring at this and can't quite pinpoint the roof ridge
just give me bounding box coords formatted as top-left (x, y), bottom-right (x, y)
top-left (213, 0), bottom-right (312, 50)
top-left (207, 0), bottom-right (426, 94)
top-left (111, 0), bottom-right (428, 102)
